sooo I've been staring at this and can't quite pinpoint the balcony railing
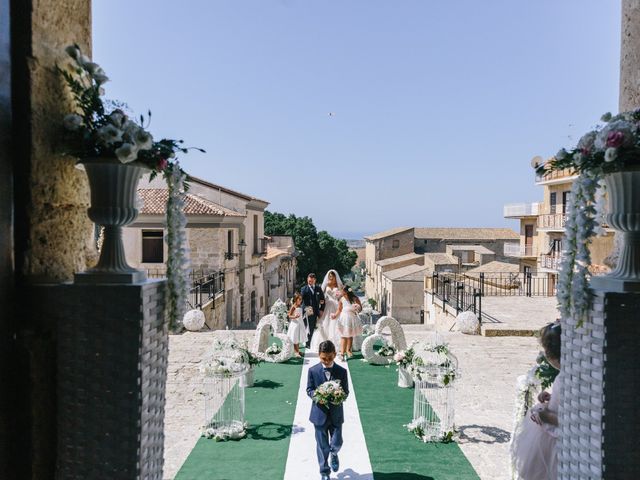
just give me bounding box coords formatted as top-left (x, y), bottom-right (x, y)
top-left (503, 202), bottom-right (542, 218)
top-left (539, 254), bottom-right (562, 271)
top-left (538, 213), bottom-right (567, 230)
top-left (535, 168), bottom-right (576, 184)
top-left (503, 243), bottom-right (537, 257)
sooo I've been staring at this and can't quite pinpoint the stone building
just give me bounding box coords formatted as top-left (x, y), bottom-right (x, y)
top-left (365, 227), bottom-right (519, 316)
top-left (123, 188), bottom-right (245, 329)
top-left (264, 235), bottom-right (297, 307)
top-left (504, 166), bottom-right (614, 292)
top-left (137, 174), bottom-right (270, 326)
top-left (381, 264), bottom-right (430, 323)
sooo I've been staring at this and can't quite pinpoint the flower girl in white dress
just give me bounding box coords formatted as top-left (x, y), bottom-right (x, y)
top-left (287, 293), bottom-right (307, 357)
top-left (331, 286), bottom-right (363, 360)
top-left (511, 323), bottom-right (562, 479)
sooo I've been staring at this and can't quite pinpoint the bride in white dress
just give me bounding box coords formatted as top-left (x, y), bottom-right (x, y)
top-left (310, 269), bottom-right (343, 351)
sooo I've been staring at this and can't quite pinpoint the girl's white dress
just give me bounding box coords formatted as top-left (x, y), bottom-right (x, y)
top-left (322, 286), bottom-right (342, 346)
top-left (287, 307), bottom-right (307, 344)
top-left (511, 372), bottom-right (563, 480)
top-left (337, 298), bottom-right (363, 338)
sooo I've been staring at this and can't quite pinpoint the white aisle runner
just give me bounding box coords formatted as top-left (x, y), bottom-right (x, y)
top-left (283, 352), bottom-right (374, 480)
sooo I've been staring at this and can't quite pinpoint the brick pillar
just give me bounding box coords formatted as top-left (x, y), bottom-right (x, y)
top-left (53, 281), bottom-right (168, 480)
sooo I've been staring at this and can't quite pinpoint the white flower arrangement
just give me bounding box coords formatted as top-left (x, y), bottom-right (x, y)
top-left (408, 341), bottom-right (459, 386)
top-left (509, 365), bottom-right (541, 477)
top-left (270, 299), bottom-right (289, 332)
top-left (265, 343), bottom-right (282, 355)
top-left (361, 316), bottom-right (408, 365)
top-left (405, 417), bottom-right (457, 443)
top-left (534, 110), bottom-right (640, 326)
top-left (252, 315), bottom-right (294, 363)
top-left (202, 422), bottom-right (248, 442)
top-left (59, 44), bottom-right (203, 331)
top-left (200, 357), bottom-right (248, 378)
top-left (313, 380), bottom-right (347, 406)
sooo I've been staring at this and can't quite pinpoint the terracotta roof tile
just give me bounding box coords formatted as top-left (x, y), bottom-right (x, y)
top-left (415, 228), bottom-right (519, 240)
top-left (138, 189), bottom-right (245, 217)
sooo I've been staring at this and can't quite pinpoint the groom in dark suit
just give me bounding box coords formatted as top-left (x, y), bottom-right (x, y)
top-left (301, 273), bottom-right (325, 348)
top-left (307, 340), bottom-right (349, 480)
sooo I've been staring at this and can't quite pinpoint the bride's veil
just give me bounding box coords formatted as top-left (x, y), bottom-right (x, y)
top-left (321, 269), bottom-right (344, 290)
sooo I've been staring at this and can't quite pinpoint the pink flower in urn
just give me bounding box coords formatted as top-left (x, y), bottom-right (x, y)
top-left (606, 131), bottom-right (626, 148)
top-left (394, 352), bottom-right (405, 363)
top-left (156, 157), bottom-right (169, 171)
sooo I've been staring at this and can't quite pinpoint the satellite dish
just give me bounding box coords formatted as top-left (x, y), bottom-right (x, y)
top-left (530, 155), bottom-right (543, 169)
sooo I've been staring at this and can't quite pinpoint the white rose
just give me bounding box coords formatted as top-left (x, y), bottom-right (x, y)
top-left (604, 147), bottom-right (618, 163)
top-left (122, 121), bottom-right (140, 141)
top-left (115, 143), bottom-right (138, 163)
top-left (63, 114), bottom-right (83, 131)
top-left (134, 130), bottom-right (153, 150)
top-left (92, 67), bottom-right (109, 85)
top-left (83, 62), bottom-right (100, 75)
top-left (97, 124), bottom-right (123, 145)
top-left (65, 45), bottom-right (81, 60)
top-left (108, 110), bottom-right (126, 128)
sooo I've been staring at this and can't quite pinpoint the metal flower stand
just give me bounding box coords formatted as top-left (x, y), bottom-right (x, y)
top-left (410, 348), bottom-right (458, 442)
top-left (203, 370), bottom-right (247, 441)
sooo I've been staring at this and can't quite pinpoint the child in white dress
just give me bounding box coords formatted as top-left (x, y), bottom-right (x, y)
top-left (287, 293), bottom-right (307, 357)
top-left (331, 286), bottom-right (363, 360)
top-left (511, 322), bottom-right (562, 479)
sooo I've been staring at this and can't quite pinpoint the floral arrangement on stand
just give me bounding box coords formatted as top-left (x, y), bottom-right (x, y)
top-left (534, 110), bottom-right (640, 325)
top-left (409, 341), bottom-right (458, 386)
top-left (200, 356), bottom-right (249, 378)
top-left (405, 417), bottom-right (456, 444)
top-left (394, 345), bottom-right (415, 369)
top-left (312, 380), bottom-right (347, 407)
top-left (265, 343), bottom-right (282, 356)
top-left (59, 44), bottom-right (204, 331)
top-left (202, 422), bottom-right (248, 442)
top-left (270, 299), bottom-right (290, 332)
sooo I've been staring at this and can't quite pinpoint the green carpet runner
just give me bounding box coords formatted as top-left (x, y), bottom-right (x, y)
top-left (348, 353), bottom-right (479, 480)
top-left (174, 357), bottom-right (304, 480)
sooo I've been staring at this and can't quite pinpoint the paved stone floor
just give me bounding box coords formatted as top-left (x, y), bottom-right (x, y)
top-left (479, 296), bottom-right (559, 334)
top-left (163, 328), bottom-right (539, 480)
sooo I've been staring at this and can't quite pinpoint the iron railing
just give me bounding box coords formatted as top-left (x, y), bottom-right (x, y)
top-left (429, 271), bottom-right (555, 298)
top-left (503, 243), bottom-right (537, 257)
top-left (538, 213), bottom-right (567, 230)
top-left (535, 167), bottom-right (576, 183)
top-left (430, 272), bottom-right (482, 324)
top-left (539, 254), bottom-right (562, 271)
top-left (188, 271), bottom-right (225, 309)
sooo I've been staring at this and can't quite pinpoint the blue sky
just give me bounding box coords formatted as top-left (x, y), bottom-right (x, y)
top-left (93, 1), bottom-right (621, 239)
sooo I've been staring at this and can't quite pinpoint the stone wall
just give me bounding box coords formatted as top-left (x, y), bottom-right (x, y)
top-left (188, 228), bottom-right (224, 272)
top-left (387, 279), bottom-right (424, 324)
top-left (10, 2), bottom-right (93, 478)
top-left (202, 296), bottom-right (225, 330)
top-left (415, 238), bottom-right (517, 264)
top-left (17, 0), bottom-right (94, 282)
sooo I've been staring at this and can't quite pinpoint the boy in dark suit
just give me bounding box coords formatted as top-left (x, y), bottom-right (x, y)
top-left (306, 340), bottom-right (349, 480)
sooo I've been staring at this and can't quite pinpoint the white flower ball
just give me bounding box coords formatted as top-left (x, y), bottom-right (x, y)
top-left (456, 311), bottom-right (480, 335)
top-left (183, 309), bottom-right (206, 331)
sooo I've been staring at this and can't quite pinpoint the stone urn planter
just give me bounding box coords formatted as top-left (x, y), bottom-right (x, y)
top-left (592, 169), bottom-right (640, 292)
top-left (398, 366), bottom-right (414, 388)
top-left (74, 157), bottom-right (149, 284)
top-left (239, 366), bottom-right (255, 388)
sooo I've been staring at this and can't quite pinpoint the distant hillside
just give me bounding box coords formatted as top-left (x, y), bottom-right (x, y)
top-left (346, 239), bottom-right (365, 248)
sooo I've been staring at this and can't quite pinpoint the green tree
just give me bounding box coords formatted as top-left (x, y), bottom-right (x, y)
top-left (264, 211), bottom-right (357, 284)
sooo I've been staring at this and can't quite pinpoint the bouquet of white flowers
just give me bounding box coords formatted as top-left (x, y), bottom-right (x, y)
top-left (265, 343), bottom-right (282, 356)
top-left (313, 380), bottom-right (347, 406)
